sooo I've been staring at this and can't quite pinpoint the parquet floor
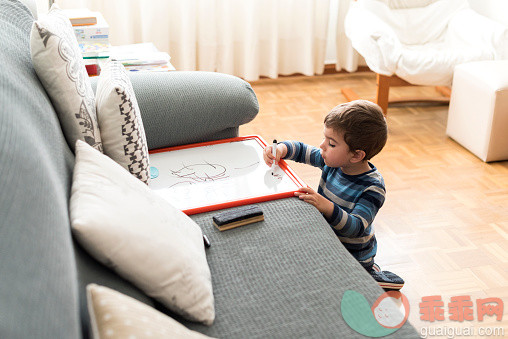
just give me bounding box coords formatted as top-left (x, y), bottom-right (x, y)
top-left (241, 72), bottom-right (508, 337)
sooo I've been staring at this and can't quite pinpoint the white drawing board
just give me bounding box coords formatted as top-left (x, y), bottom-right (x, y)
top-left (148, 135), bottom-right (306, 214)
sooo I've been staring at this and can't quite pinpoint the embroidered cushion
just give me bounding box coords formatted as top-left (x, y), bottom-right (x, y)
top-left (30, 4), bottom-right (102, 152)
top-left (96, 61), bottom-right (149, 183)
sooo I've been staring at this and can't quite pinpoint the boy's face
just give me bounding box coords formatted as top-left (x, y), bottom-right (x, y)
top-left (319, 127), bottom-right (355, 168)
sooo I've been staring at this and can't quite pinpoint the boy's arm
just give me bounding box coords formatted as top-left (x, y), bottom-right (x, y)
top-left (281, 141), bottom-right (325, 169)
top-left (326, 186), bottom-right (385, 238)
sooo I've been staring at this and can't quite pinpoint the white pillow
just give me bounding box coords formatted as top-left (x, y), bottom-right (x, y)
top-left (87, 284), bottom-right (213, 339)
top-left (362, 0), bottom-right (468, 46)
top-left (70, 140), bottom-right (214, 325)
top-left (96, 61), bottom-right (150, 184)
top-left (30, 4), bottom-right (102, 152)
top-left (377, 0), bottom-right (439, 9)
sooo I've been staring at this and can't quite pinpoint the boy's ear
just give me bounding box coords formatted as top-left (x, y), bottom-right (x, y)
top-left (350, 150), bottom-right (366, 163)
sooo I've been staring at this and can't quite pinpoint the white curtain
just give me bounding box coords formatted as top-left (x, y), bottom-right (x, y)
top-left (335, 0), bottom-right (360, 72)
top-left (51, 0), bottom-right (360, 81)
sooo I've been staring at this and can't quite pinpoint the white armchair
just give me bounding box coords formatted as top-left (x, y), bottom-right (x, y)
top-left (342, 0), bottom-right (508, 114)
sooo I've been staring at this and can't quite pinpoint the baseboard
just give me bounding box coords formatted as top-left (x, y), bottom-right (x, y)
top-left (323, 64), bottom-right (371, 75)
top-left (254, 64), bottom-right (373, 82)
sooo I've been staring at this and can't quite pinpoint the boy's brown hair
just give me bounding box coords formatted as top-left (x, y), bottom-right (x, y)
top-left (324, 100), bottom-right (387, 160)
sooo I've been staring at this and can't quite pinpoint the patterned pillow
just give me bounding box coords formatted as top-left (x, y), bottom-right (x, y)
top-left (96, 61), bottom-right (149, 184)
top-left (30, 4), bottom-right (102, 152)
top-left (87, 284), bottom-right (213, 339)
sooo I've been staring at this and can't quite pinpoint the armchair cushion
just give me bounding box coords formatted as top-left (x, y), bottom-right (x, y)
top-left (378, 0), bottom-right (438, 9)
top-left (345, 6), bottom-right (401, 75)
top-left (447, 8), bottom-right (508, 60)
top-left (364, 0), bottom-right (465, 45)
top-left (91, 71), bottom-right (259, 150)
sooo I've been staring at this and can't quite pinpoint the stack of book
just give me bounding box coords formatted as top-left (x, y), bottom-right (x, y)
top-left (109, 43), bottom-right (175, 72)
top-left (62, 8), bottom-right (110, 76)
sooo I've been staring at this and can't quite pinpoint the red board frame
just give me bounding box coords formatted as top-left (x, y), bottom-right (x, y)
top-left (149, 135), bottom-right (306, 215)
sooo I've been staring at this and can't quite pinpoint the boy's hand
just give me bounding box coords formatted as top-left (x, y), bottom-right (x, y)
top-left (295, 187), bottom-right (334, 219)
top-left (263, 143), bottom-right (287, 167)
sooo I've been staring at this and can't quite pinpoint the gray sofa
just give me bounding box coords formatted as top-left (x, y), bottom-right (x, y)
top-left (0, 0), bottom-right (418, 338)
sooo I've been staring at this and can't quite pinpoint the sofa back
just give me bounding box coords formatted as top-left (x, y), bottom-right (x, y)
top-left (0, 1), bottom-right (81, 337)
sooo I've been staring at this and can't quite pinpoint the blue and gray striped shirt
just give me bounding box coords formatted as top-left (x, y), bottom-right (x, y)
top-left (282, 141), bottom-right (385, 268)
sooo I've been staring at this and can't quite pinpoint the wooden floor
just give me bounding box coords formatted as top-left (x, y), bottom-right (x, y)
top-left (241, 72), bottom-right (508, 336)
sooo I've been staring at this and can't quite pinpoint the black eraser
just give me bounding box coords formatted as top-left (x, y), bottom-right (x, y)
top-left (212, 205), bottom-right (264, 230)
top-left (213, 205), bottom-right (263, 226)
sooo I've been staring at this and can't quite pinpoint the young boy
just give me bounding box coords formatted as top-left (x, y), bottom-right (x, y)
top-left (263, 100), bottom-right (404, 290)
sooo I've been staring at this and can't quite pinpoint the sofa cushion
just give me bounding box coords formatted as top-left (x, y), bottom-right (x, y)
top-left (96, 60), bottom-right (150, 184)
top-left (87, 284), bottom-right (213, 339)
top-left (70, 140), bottom-right (215, 325)
top-left (0, 1), bottom-right (80, 337)
top-left (177, 199), bottom-right (419, 338)
top-left (30, 4), bottom-right (102, 152)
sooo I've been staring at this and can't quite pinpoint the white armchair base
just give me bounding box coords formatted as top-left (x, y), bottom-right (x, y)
top-left (341, 74), bottom-right (450, 115)
top-left (446, 60), bottom-right (508, 162)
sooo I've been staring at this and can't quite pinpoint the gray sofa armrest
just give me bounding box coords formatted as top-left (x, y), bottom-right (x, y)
top-left (91, 71), bottom-right (259, 150)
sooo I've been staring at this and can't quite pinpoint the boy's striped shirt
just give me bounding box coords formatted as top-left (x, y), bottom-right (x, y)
top-left (282, 141), bottom-right (386, 268)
